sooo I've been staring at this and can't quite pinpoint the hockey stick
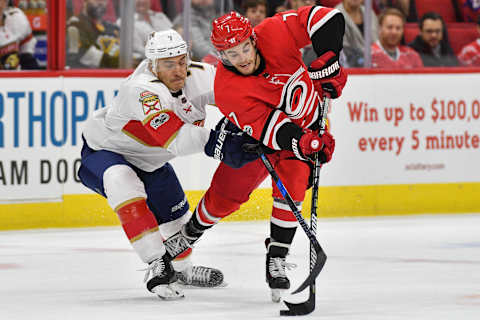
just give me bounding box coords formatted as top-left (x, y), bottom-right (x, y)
top-left (280, 97), bottom-right (330, 316)
top-left (255, 97), bottom-right (330, 316)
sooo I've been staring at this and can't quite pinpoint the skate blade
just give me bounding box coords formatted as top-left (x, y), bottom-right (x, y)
top-left (271, 288), bottom-right (287, 303)
top-left (178, 281), bottom-right (228, 289)
top-left (152, 283), bottom-right (185, 300)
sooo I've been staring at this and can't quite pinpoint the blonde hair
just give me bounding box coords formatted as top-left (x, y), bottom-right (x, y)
top-left (378, 8), bottom-right (406, 26)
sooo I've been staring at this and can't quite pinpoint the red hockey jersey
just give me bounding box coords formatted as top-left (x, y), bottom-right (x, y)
top-left (458, 39), bottom-right (480, 67)
top-left (214, 6), bottom-right (341, 150)
top-left (371, 42), bottom-right (423, 69)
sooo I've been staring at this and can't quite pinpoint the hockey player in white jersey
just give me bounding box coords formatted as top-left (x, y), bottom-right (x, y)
top-left (78, 29), bottom-right (258, 300)
top-left (0, 1), bottom-right (39, 70)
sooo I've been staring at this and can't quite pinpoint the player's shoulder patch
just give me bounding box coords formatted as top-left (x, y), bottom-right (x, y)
top-left (139, 90), bottom-right (162, 115)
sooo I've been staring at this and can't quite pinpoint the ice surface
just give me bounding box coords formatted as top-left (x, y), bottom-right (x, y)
top-left (1, 214), bottom-right (479, 319)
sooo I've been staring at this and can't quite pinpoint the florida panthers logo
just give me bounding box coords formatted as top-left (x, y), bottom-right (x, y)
top-left (276, 67), bottom-right (317, 120)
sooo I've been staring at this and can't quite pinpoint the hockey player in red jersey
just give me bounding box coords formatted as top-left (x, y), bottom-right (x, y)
top-left (164, 6), bottom-right (347, 302)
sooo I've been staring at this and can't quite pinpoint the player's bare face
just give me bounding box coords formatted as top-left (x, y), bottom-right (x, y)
top-left (223, 39), bottom-right (259, 76)
top-left (420, 19), bottom-right (443, 49)
top-left (155, 54), bottom-right (188, 92)
top-left (379, 15), bottom-right (404, 50)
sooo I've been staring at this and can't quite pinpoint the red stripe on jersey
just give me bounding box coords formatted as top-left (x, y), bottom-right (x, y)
top-left (261, 109), bottom-right (291, 150)
top-left (271, 207), bottom-right (297, 222)
top-left (116, 198), bottom-right (159, 241)
top-left (122, 110), bottom-right (184, 148)
top-left (175, 247), bottom-right (192, 260)
top-left (196, 200), bottom-right (216, 225)
top-left (19, 33), bottom-right (33, 46)
top-left (307, 6), bottom-right (339, 37)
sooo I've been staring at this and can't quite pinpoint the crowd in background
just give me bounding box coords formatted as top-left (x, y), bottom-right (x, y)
top-left (1, 0), bottom-right (480, 70)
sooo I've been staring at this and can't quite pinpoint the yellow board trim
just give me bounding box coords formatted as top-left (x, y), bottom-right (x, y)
top-left (1, 182), bottom-right (479, 230)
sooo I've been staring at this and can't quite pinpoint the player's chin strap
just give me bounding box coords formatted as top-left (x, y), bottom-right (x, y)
top-left (254, 97), bottom-right (330, 316)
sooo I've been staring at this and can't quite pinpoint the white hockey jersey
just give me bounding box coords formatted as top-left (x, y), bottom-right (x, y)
top-left (83, 60), bottom-right (216, 172)
top-left (0, 7), bottom-right (36, 70)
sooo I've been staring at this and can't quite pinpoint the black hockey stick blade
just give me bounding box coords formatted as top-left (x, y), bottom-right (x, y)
top-left (280, 299), bottom-right (315, 316)
top-left (280, 284), bottom-right (316, 316)
top-left (291, 247), bottom-right (326, 294)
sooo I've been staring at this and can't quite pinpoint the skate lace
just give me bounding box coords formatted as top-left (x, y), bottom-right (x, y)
top-left (269, 257), bottom-right (297, 278)
top-left (140, 259), bottom-right (165, 283)
top-left (188, 266), bottom-right (211, 284)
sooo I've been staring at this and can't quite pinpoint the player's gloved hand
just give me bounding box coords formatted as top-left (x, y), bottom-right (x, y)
top-left (308, 51), bottom-right (347, 99)
top-left (204, 129), bottom-right (259, 168)
top-left (298, 129), bottom-right (335, 163)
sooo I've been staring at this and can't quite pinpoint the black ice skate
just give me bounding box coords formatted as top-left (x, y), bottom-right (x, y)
top-left (164, 220), bottom-right (203, 259)
top-left (265, 238), bottom-right (297, 303)
top-left (176, 265), bottom-right (226, 287)
top-left (143, 256), bottom-right (184, 300)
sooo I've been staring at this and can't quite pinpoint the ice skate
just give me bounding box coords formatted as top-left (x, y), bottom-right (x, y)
top-left (143, 256), bottom-right (184, 300)
top-left (176, 265), bottom-right (226, 288)
top-left (265, 238), bottom-right (296, 303)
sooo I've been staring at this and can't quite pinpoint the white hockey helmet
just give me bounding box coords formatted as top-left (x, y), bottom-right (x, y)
top-left (145, 29), bottom-right (188, 61)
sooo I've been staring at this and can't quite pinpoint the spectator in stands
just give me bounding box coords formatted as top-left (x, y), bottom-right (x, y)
top-left (243, 0), bottom-right (267, 27)
top-left (172, 0), bottom-right (216, 61)
top-left (458, 15), bottom-right (480, 66)
top-left (66, 0), bottom-right (120, 68)
top-left (336, 0), bottom-right (379, 67)
top-left (372, 8), bottom-right (423, 68)
top-left (374, 0), bottom-right (411, 18)
top-left (273, 1), bottom-right (288, 14)
top-left (268, 0), bottom-right (288, 16)
top-left (119, 0), bottom-right (172, 64)
top-left (290, 0), bottom-right (316, 10)
top-left (459, 0), bottom-right (480, 23)
top-left (0, 0), bottom-right (39, 70)
top-left (409, 12), bottom-right (459, 67)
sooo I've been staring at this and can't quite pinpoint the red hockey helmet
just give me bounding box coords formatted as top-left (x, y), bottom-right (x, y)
top-left (211, 11), bottom-right (254, 51)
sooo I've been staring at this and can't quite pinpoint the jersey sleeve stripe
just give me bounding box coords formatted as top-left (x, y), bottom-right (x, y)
top-left (307, 7), bottom-right (341, 38)
top-left (261, 109), bottom-right (291, 149)
top-left (122, 110), bottom-right (184, 148)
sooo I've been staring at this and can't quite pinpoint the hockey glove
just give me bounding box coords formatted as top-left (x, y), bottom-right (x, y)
top-left (308, 51), bottom-right (347, 99)
top-left (298, 129), bottom-right (335, 163)
top-left (204, 129), bottom-right (259, 169)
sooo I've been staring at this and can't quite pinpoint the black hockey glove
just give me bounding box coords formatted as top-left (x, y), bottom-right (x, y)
top-left (204, 118), bottom-right (259, 168)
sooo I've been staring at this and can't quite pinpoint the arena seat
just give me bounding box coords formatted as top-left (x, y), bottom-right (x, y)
top-left (319, 0), bottom-right (342, 8)
top-left (403, 22), bottom-right (478, 54)
top-left (415, 0), bottom-right (458, 22)
top-left (404, 23), bottom-right (420, 45)
top-left (447, 23), bottom-right (479, 53)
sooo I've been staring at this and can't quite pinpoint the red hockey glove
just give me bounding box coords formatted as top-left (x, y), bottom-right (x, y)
top-left (308, 51), bottom-right (347, 99)
top-left (298, 129), bottom-right (335, 163)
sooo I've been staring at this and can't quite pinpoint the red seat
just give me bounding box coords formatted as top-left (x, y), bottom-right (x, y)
top-left (319, 0), bottom-right (342, 8)
top-left (416, 0), bottom-right (458, 22)
top-left (403, 23), bottom-right (478, 54)
top-left (404, 23), bottom-right (420, 44)
top-left (447, 23), bottom-right (479, 54)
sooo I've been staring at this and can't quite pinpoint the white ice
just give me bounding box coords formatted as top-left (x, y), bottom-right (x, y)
top-left (1, 214), bottom-right (479, 320)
